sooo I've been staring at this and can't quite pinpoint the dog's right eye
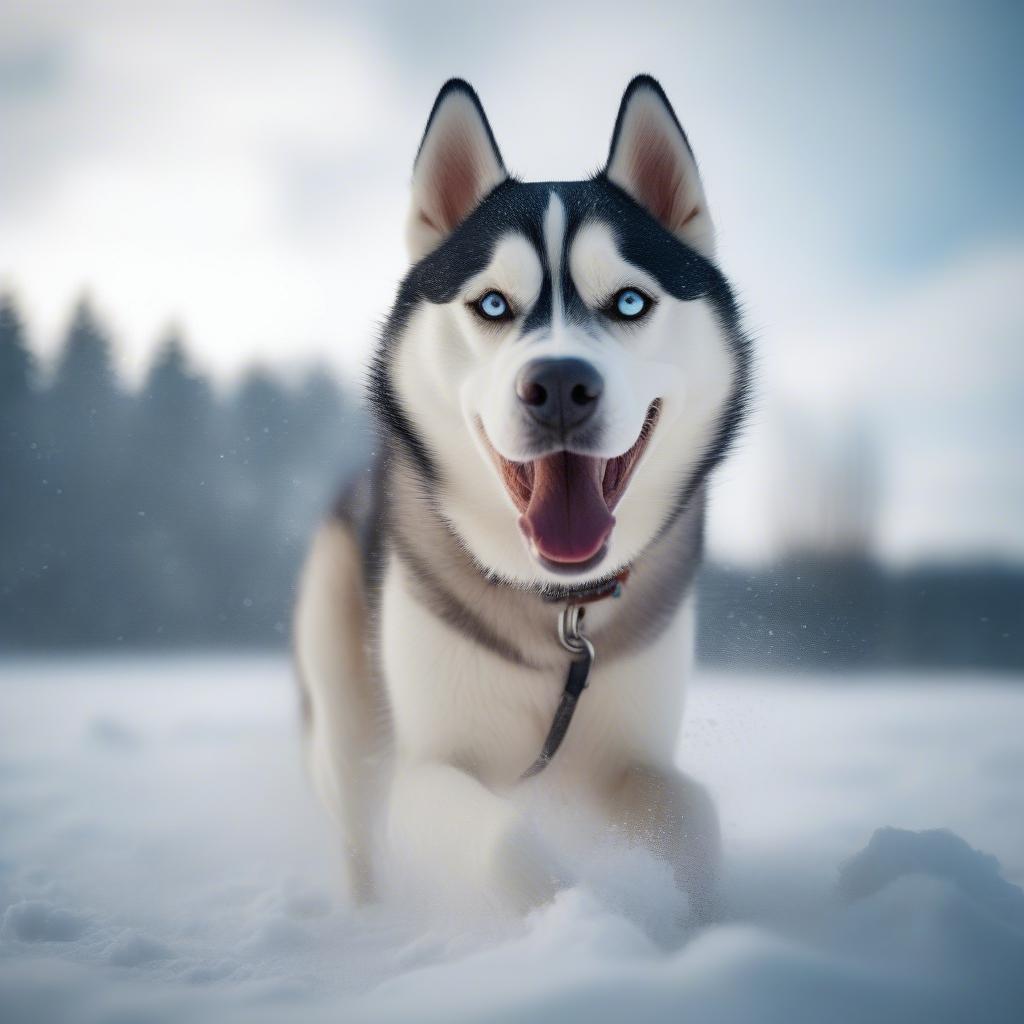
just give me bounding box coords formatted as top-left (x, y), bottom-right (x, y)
top-left (473, 290), bottom-right (512, 322)
top-left (604, 287), bottom-right (654, 322)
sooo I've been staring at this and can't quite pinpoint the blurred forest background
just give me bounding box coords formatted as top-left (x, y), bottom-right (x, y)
top-left (2, 291), bottom-right (1019, 669)
top-left (0, 292), bottom-right (367, 650)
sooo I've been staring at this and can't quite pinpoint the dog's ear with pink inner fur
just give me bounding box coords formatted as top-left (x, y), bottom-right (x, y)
top-left (604, 76), bottom-right (714, 258)
top-left (406, 80), bottom-right (507, 262)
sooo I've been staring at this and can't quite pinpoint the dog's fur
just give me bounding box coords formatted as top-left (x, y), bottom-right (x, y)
top-left (294, 76), bottom-right (750, 915)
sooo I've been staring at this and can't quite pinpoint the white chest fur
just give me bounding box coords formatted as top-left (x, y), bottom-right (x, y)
top-left (380, 553), bottom-right (695, 790)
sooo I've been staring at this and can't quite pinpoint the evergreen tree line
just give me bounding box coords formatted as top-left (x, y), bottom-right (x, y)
top-left (1, 292), bottom-right (1020, 666)
top-left (697, 557), bottom-right (1024, 671)
top-left (0, 293), bottom-right (369, 648)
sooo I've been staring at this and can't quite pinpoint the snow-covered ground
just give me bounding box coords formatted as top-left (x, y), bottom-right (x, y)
top-left (1, 657), bottom-right (1022, 1023)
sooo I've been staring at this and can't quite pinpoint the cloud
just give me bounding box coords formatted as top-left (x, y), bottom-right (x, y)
top-left (707, 241), bottom-right (1024, 564)
top-left (0, 1), bottom-right (410, 380)
top-left (0, 0), bottom-right (1021, 562)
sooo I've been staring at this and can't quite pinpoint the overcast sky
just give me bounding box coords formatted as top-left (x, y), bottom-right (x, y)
top-left (1, 0), bottom-right (1022, 565)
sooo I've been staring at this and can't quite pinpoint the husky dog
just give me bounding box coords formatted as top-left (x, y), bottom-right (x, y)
top-left (294, 76), bottom-right (750, 915)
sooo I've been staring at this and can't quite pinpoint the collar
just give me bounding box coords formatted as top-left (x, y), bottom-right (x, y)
top-left (540, 567), bottom-right (630, 605)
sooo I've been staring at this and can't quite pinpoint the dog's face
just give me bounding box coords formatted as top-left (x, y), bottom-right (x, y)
top-left (375, 77), bottom-right (748, 588)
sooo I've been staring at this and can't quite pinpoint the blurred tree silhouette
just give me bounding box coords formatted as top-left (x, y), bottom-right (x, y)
top-left (128, 330), bottom-right (218, 641)
top-left (51, 298), bottom-right (119, 399)
top-left (0, 289), bottom-right (1019, 668)
top-left (0, 291), bottom-right (367, 649)
top-left (0, 296), bottom-right (36, 611)
top-left (31, 298), bottom-right (132, 643)
top-left (0, 295), bottom-right (34, 404)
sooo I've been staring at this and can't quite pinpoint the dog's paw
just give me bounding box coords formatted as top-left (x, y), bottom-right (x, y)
top-left (488, 821), bottom-right (571, 915)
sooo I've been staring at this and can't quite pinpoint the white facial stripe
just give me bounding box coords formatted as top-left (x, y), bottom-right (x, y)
top-left (569, 220), bottom-right (661, 307)
top-left (542, 192), bottom-right (567, 323)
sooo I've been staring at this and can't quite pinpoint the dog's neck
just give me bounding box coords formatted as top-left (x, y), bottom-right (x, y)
top-left (381, 449), bottom-right (705, 671)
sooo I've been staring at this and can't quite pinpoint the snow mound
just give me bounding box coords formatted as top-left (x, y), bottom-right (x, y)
top-left (839, 826), bottom-right (1024, 926)
top-left (348, 834), bottom-right (1024, 1024)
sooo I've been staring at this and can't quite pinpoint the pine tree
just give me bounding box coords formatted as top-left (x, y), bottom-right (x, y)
top-left (214, 368), bottom-right (294, 642)
top-left (142, 330), bottom-right (210, 422)
top-left (0, 293), bottom-right (34, 407)
top-left (287, 365), bottom-right (366, 533)
top-left (235, 368), bottom-right (292, 472)
top-left (39, 296), bottom-right (129, 644)
top-left (0, 292), bottom-right (35, 494)
top-left (0, 293), bottom-right (38, 642)
top-left (52, 296), bottom-right (118, 402)
top-left (128, 328), bottom-right (219, 641)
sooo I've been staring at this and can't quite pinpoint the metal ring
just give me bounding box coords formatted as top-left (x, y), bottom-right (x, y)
top-left (558, 604), bottom-right (593, 662)
top-left (558, 604), bottom-right (582, 650)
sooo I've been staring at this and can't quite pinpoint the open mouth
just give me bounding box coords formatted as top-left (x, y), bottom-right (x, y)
top-left (480, 399), bottom-right (662, 573)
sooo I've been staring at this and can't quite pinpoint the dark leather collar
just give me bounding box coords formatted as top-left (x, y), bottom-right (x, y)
top-left (540, 568), bottom-right (630, 605)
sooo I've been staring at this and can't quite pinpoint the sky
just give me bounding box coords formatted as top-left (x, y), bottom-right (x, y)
top-left (1, 0), bottom-right (1022, 565)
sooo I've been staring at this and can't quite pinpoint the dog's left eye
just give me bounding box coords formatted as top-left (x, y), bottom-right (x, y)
top-left (475, 290), bottom-right (511, 321)
top-left (608, 288), bottom-right (651, 321)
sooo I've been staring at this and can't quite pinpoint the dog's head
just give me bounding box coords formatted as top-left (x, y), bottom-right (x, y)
top-left (373, 76), bottom-right (749, 589)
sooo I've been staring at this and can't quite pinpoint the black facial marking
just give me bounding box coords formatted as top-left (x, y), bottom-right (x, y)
top-left (369, 175), bottom-right (749, 507)
top-left (396, 177), bottom-right (717, 331)
top-left (521, 273), bottom-right (552, 334)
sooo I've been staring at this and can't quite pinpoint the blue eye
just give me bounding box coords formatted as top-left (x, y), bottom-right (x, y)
top-left (477, 291), bottom-right (509, 320)
top-left (615, 288), bottom-right (648, 319)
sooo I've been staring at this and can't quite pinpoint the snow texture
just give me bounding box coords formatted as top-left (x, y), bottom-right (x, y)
top-left (0, 657), bottom-right (1022, 1023)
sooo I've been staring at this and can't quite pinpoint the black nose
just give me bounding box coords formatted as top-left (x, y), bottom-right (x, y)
top-left (515, 357), bottom-right (604, 433)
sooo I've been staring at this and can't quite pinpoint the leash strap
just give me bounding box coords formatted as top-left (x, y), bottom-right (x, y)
top-left (520, 605), bottom-right (596, 779)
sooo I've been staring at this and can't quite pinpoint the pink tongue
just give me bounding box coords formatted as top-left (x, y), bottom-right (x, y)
top-left (518, 452), bottom-right (614, 564)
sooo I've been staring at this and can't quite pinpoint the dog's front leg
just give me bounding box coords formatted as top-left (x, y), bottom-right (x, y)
top-left (603, 763), bottom-right (721, 921)
top-left (388, 759), bottom-right (565, 913)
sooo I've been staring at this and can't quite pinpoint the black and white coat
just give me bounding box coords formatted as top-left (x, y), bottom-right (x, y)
top-left (295, 76), bottom-right (751, 917)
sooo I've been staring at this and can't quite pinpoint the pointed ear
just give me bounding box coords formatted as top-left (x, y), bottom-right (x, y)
top-left (406, 80), bottom-right (507, 261)
top-left (604, 76), bottom-right (714, 257)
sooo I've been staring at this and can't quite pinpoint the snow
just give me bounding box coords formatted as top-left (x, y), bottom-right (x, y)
top-left (1, 657), bottom-right (1022, 1023)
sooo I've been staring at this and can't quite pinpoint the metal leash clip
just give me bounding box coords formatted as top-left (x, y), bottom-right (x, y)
top-left (558, 603), bottom-right (595, 666)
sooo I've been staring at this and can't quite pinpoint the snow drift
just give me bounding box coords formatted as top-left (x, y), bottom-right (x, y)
top-left (0, 658), bottom-right (1022, 1023)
